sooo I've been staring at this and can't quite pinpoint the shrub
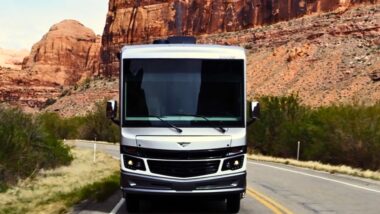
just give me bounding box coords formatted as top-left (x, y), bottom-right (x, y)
top-left (248, 96), bottom-right (380, 171)
top-left (303, 104), bottom-right (380, 169)
top-left (36, 101), bottom-right (119, 143)
top-left (248, 95), bottom-right (308, 157)
top-left (77, 102), bottom-right (120, 142)
top-left (0, 107), bottom-right (73, 189)
top-left (37, 112), bottom-right (84, 140)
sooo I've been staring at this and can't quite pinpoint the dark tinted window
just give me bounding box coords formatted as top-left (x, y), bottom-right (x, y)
top-left (123, 59), bottom-right (244, 127)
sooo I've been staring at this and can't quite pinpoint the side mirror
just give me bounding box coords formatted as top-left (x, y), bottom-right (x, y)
top-left (106, 100), bottom-right (118, 119)
top-left (116, 52), bottom-right (121, 61)
top-left (251, 101), bottom-right (260, 120)
top-left (247, 101), bottom-right (260, 126)
top-left (106, 100), bottom-right (120, 126)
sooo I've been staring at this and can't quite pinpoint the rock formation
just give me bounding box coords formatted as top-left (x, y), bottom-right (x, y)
top-left (200, 3), bottom-right (380, 106)
top-left (101, 0), bottom-right (377, 76)
top-left (0, 20), bottom-right (101, 110)
top-left (22, 20), bottom-right (101, 86)
top-left (0, 67), bottom-right (61, 110)
top-left (1, 1), bottom-right (379, 113)
top-left (43, 79), bottom-right (119, 117)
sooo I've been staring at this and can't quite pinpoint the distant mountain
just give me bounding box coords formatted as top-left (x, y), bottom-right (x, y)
top-left (0, 48), bottom-right (28, 70)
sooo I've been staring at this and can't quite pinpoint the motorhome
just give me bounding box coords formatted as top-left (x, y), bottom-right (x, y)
top-left (106, 37), bottom-right (260, 213)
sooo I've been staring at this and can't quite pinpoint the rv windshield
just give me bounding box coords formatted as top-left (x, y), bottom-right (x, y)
top-left (123, 59), bottom-right (244, 127)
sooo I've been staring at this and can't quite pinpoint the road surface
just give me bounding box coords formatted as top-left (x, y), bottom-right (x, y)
top-left (70, 141), bottom-right (380, 214)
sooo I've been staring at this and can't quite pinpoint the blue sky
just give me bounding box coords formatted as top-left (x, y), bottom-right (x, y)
top-left (0, 0), bottom-right (108, 50)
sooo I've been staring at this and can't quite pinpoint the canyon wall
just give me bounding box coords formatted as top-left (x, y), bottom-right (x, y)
top-left (200, 4), bottom-right (380, 106)
top-left (101, 0), bottom-right (377, 76)
top-left (1, 1), bottom-right (378, 113)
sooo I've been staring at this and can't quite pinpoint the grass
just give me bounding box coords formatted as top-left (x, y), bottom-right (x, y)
top-left (248, 154), bottom-right (380, 181)
top-left (0, 148), bottom-right (119, 214)
top-left (56, 171), bottom-right (120, 210)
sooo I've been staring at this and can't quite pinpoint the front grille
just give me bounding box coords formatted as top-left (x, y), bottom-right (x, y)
top-left (148, 160), bottom-right (220, 177)
top-left (141, 148), bottom-right (228, 160)
top-left (120, 146), bottom-right (247, 160)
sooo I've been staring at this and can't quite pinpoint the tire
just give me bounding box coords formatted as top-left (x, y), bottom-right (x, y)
top-left (125, 195), bottom-right (139, 213)
top-left (226, 194), bottom-right (241, 213)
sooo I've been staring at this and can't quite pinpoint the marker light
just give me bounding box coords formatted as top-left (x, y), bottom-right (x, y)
top-left (226, 146), bottom-right (247, 156)
top-left (121, 146), bottom-right (141, 156)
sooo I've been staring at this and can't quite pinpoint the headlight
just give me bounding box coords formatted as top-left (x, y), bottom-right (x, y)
top-left (123, 155), bottom-right (146, 171)
top-left (222, 156), bottom-right (244, 171)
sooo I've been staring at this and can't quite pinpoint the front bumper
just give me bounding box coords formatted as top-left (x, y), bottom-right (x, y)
top-left (121, 171), bottom-right (246, 196)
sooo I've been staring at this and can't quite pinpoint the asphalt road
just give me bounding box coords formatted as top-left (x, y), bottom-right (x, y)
top-left (70, 141), bottom-right (380, 214)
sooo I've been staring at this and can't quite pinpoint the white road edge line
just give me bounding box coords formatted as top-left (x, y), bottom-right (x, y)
top-left (110, 198), bottom-right (125, 214)
top-left (248, 161), bottom-right (380, 194)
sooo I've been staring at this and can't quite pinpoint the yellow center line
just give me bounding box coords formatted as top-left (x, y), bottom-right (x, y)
top-left (246, 186), bottom-right (294, 214)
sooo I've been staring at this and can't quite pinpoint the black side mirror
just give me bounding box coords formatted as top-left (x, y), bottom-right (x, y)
top-left (116, 52), bottom-right (121, 61)
top-left (106, 100), bottom-right (120, 126)
top-left (251, 101), bottom-right (260, 120)
top-left (106, 100), bottom-right (117, 119)
top-left (247, 101), bottom-right (260, 126)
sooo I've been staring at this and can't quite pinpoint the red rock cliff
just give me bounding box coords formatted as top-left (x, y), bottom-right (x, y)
top-left (0, 20), bottom-right (102, 111)
top-left (100, 0), bottom-right (377, 76)
top-left (23, 20), bottom-right (101, 86)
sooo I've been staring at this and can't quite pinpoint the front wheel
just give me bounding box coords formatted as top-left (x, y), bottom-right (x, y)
top-left (226, 194), bottom-right (241, 213)
top-left (125, 195), bottom-right (139, 213)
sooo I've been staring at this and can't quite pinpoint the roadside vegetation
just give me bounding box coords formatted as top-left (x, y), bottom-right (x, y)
top-left (248, 95), bottom-right (380, 171)
top-left (0, 103), bottom-right (119, 213)
top-left (0, 147), bottom-right (119, 214)
top-left (0, 101), bottom-right (118, 191)
top-left (0, 106), bottom-right (72, 192)
top-left (38, 102), bottom-right (120, 143)
top-left (2, 94), bottom-right (379, 208)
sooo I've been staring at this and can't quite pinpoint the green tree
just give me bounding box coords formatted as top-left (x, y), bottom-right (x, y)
top-left (78, 102), bottom-right (120, 142)
top-left (248, 96), bottom-right (380, 171)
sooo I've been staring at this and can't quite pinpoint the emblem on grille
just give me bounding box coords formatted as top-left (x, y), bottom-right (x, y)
top-left (178, 142), bottom-right (191, 148)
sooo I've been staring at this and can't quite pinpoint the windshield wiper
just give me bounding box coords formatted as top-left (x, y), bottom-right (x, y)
top-left (148, 115), bottom-right (182, 133)
top-left (171, 114), bottom-right (226, 133)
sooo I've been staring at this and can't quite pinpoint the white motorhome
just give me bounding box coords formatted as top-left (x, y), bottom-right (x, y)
top-left (106, 37), bottom-right (260, 213)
